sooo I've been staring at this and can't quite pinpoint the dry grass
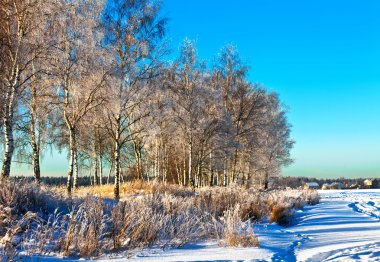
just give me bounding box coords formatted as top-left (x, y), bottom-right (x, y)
top-left (53, 180), bottom-right (155, 199)
top-left (0, 179), bottom-right (319, 259)
top-left (109, 194), bottom-right (217, 251)
top-left (269, 205), bottom-right (293, 225)
top-left (61, 180), bottom-right (193, 199)
top-left (222, 205), bottom-right (259, 247)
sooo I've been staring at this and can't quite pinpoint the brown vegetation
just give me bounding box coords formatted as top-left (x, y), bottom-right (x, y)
top-left (0, 179), bottom-right (319, 259)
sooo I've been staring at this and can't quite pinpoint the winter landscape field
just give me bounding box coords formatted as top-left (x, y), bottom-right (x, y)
top-left (3, 188), bottom-right (380, 261)
top-left (127, 189), bottom-right (380, 261)
top-left (101, 189), bottom-right (380, 262)
top-left (1, 0), bottom-right (380, 261)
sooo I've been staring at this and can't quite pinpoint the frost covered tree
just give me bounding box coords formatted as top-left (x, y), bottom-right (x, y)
top-left (165, 40), bottom-right (208, 187)
top-left (213, 44), bottom-right (249, 185)
top-left (0, 0), bottom-right (50, 179)
top-left (50, 0), bottom-right (107, 193)
top-left (0, 1), bottom-right (293, 190)
top-left (254, 93), bottom-right (294, 189)
top-left (101, 0), bottom-right (167, 199)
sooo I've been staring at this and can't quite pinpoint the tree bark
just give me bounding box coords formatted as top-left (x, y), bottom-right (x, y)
top-left (30, 83), bottom-right (41, 183)
top-left (183, 144), bottom-right (187, 186)
top-left (162, 145), bottom-right (168, 184)
top-left (1, 116), bottom-right (14, 179)
top-left (66, 128), bottom-right (76, 194)
top-left (154, 137), bottom-right (160, 181)
top-left (73, 148), bottom-right (78, 188)
top-left (264, 171), bottom-right (269, 190)
top-left (223, 159), bottom-right (228, 187)
top-left (1, 73), bottom-right (18, 179)
top-left (93, 136), bottom-right (99, 185)
top-left (232, 147), bottom-right (239, 182)
top-left (99, 154), bottom-right (103, 185)
top-left (196, 158), bottom-right (202, 188)
top-left (209, 152), bottom-right (213, 187)
top-left (114, 116), bottom-right (121, 200)
top-left (31, 137), bottom-right (41, 183)
top-left (188, 135), bottom-right (194, 188)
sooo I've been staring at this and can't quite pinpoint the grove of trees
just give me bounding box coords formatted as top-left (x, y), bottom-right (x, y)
top-left (0, 0), bottom-right (294, 199)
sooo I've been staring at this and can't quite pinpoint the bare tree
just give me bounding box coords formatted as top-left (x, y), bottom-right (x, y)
top-left (0, 0), bottom-right (48, 178)
top-left (0, 1), bottom-right (294, 191)
top-left (255, 93), bottom-right (294, 189)
top-left (165, 40), bottom-right (210, 187)
top-left (50, 0), bottom-right (106, 193)
top-left (101, 0), bottom-right (167, 199)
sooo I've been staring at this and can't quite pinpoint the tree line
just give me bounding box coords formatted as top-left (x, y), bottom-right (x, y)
top-left (0, 0), bottom-right (294, 199)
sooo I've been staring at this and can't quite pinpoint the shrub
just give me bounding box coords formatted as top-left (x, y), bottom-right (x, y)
top-left (269, 204), bottom-right (294, 226)
top-left (303, 190), bottom-right (320, 205)
top-left (222, 205), bottom-right (259, 247)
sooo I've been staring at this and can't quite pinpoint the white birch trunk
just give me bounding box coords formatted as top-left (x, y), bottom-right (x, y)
top-left (66, 129), bottom-right (76, 194)
top-left (114, 116), bottom-right (121, 199)
top-left (188, 135), bottom-right (194, 187)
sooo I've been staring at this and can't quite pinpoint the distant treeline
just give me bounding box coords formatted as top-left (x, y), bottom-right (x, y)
top-left (11, 175), bottom-right (374, 189)
top-left (277, 176), bottom-right (373, 189)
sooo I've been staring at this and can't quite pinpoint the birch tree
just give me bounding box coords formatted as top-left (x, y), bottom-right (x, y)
top-left (0, 0), bottom-right (47, 178)
top-left (22, 0), bottom-right (60, 183)
top-left (101, 0), bottom-right (167, 199)
top-left (51, 0), bottom-right (106, 193)
top-left (255, 93), bottom-right (294, 189)
top-left (165, 40), bottom-right (207, 187)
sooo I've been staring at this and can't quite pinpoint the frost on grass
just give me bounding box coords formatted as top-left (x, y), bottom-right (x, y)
top-left (0, 179), bottom-right (319, 259)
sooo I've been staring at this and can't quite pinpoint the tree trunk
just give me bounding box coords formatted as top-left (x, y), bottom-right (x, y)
top-left (93, 137), bottom-right (99, 185)
top-left (1, 79), bottom-right (18, 179)
top-left (1, 117), bottom-right (14, 179)
top-left (114, 117), bottom-right (121, 200)
top-left (64, 84), bottom-right (78, 192)
top-left (99, 154), bottom-right (103, 185)
top-left (93, 153), bottom-right (99, 186)
top-left (30, 83), bottom-right (41, 183)
top-left (154, 138), bottom-right (158, 180)
top-left (209, 152), bottom-right (213, 187)
top-left (73, 149), bottom-right (78, 188)
top-left (188, 135), bottom-right (194, 188)
top-left (232, 147), bottom-right (239, 183)
top-left (196, 159), bottom-right (202, 188)
top-left (1, 47), bottom-right (20, 179)
top-left (163, 145), bottom-right (167, 185)
top-left (183, 144), bottom-right (187, 186)
top-left (31, 140), bottom-right (41, 183)
top-left (223, 159), bottom-right (228, 187)
top-left (175, 161), bottom-right (182, 185)
top-left (264, 171), bottom-right (269, 190)
top-left (66, 129), bottom-right (76, 194)
top-left (133, 140), bottom-right (142, 180)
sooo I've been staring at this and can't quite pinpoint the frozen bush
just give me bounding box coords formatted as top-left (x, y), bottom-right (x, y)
top-left (222, 205), bottom-right (259, 247)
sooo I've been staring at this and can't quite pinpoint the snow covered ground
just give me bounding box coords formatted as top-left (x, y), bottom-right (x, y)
top-left (35, 189), bottom-right (380, 261)
top-left (125, 189), bottom-right (380, 262)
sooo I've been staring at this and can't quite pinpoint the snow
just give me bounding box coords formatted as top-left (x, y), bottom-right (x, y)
top-left (34, 189), bottom-right (380, 261)
top-left (305, 182), bottom-right (319, 187)
top-left (293, 189), bottom-right (380, 261)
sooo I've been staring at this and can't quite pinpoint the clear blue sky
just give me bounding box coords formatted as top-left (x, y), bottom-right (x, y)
top-left (162, 0), bottom-right (380, 178)
top-left (13, 0), bottom-right (380, 179)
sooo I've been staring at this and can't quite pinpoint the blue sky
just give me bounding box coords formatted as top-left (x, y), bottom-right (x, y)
top-left (13, 0), bottom-right (380, 178)
top-left (162, 0), bottom-right (380, 178)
